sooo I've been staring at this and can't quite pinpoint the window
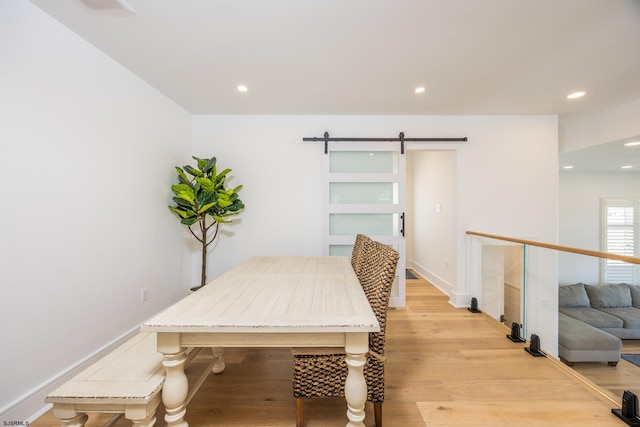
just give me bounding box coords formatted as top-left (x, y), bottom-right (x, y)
top-left (601, 199), bottom-right (639, 284)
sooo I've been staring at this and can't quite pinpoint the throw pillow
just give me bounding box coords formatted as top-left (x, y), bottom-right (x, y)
top-left (584, 283), bottom-right (632, 308)
top-left (558, 283), bottom-right (590, 307)
top-left (628, 284), bottom-right (640, 309)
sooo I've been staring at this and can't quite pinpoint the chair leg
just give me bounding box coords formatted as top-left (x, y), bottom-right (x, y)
top-left (374, 402), bottom-right (382, 427)
top-left (296, 398), bottom-right (304, 427)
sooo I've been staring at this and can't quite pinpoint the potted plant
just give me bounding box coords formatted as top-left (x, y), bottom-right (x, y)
top-left (169, 156), bottom-right (244, 292)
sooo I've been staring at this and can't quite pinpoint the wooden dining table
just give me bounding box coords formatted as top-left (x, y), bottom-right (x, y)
top-left (141, 256), bottom-right (379, 427)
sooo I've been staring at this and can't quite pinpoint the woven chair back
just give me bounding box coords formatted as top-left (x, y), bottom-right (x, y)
top-left (351, 233), bottom-right (372, 277)
top-left (358, 239), bottom-right (399, 355)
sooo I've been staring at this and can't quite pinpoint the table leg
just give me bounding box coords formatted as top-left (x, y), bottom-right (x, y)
top-left (344, 333), bottom-right (368, 427)
top-left (162, 350), bottom-right (189, 427)
top-left (211, 346), bottom-right (226, 373)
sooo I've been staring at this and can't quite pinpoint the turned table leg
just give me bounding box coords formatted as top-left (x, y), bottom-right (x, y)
top-left (211, 346), bottom-right (226, 373)
top-left (344, 333), bottom-right (368, 427)
top-left (158, 333), bottom-right (189, 427)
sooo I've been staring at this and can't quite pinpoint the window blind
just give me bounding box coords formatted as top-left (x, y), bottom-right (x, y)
top-left (602, 199), bottom-right (638, 284)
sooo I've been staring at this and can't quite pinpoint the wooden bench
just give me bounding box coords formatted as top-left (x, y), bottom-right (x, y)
top-left (45, 332), bottom-right (217, 427)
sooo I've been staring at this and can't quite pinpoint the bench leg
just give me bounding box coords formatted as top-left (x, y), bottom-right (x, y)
top-left (126, 398), bottom-right (160, 427)
top-left (56, 412), bottom-right (88, 427)
top-left (211, 347), bottom-right (226, 373)
top-left (51, 405), bottom-right (88, 427)
top-left (130, 412), bottom-right (157, 427)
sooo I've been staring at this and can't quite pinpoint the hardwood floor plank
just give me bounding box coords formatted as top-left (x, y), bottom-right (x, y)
top-left (417, 401), bottom-right (617, 426)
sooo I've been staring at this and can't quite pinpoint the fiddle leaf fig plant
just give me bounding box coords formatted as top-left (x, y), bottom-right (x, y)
top-left (169, 156), bottom-right (244, 290)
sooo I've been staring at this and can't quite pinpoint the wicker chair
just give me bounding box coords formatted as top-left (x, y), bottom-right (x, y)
top-left (292, 239), bottom-right (399, 427)
top-left (350, 233), bottom-right (372, 277)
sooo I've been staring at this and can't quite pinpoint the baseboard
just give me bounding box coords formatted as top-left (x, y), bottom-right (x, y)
top-left (448, 290), bottom-right (471, 308)
top-left (0, 326), bottom-right (141, 424)
top-left (407, 261), bottom-right (466, 306)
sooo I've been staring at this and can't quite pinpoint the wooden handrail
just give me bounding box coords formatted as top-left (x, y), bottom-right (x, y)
top-left (466, 231), bottom-right (640, 265)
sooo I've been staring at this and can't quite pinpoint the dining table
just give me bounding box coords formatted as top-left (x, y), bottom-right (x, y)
top-left (141, 255), bottom-right (379, 427)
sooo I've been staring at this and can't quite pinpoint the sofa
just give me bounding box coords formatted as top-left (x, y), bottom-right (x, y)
top-left (558, 282), bottom-right (640, 366)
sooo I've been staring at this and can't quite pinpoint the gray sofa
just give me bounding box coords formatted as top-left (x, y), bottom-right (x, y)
top-left (558, 283), bottom-right (640, 366)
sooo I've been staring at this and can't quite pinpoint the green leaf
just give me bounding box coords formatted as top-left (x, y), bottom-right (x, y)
top-left (197, 202), bottom-right (217, 214)
top-left (218, 198), bottom-right (232, 208)
top-left (176, 193), bottom-right (195, 204)
top-left (184, 165), bottom-right (204, 177)
top-left (197, 191), bottom-right (216, 207)
top-left (204, 157), bottom-right (216, 174)
top-left (232, 185), bottom-right (243, 193)
top-left (193, 156), bottom-right (208, 171)
top-left (171, 183), bottom-right (193, 196)
top-left (195, 177), bottom-right (215, 192)
top-left (181, 217), bottom-right (199, 226)
top-left (215, 169), bottom-right (231, 186)
top-left (175, 167), bottom-right (188, 181)
top-left (172, 196), bottom-right (192, 209)
top-left (170, 206), bottom-right (195, 219)
top-left (213, 215), bottom-right (230, 223)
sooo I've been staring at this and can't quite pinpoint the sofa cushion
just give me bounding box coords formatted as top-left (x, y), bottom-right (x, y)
top-left (585, 284), bottom-right (632, 308)
top-left (558, 312), bottom-right (621, 351)
top-left (559, 307), bottom-right (624, 329)
top-left (629, 284), bottom-right (640, 309)
top-left (597, 307), bottom-right (640, 329)
top-left (558, 283), bottom-right (590, 307)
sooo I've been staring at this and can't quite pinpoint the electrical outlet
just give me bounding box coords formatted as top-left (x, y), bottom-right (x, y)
top-left (141, 288), bottom-right (148, 302)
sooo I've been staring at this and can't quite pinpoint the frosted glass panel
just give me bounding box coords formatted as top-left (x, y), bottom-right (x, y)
top-left (330, 151), bottom-right (398, 173)
top-left (330, 183), bottom-right (397, 204)
top-left (330, 213), bottom-right (397, 236)
top-left (329, 245), bottom-right (353, 256)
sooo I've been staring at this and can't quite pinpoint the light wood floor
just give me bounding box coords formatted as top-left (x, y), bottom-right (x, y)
top-left (33, 273), bottom-right (637, 426)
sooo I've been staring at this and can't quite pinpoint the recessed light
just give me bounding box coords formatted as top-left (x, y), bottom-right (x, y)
top-left (237, 85), bottom-right (248, 92)
top-left (567, 91), bottom-right (586, 99)
top-left (415, 86), bottom-right (426, 94)
top-left (625, 141), bottom-right (640, 147)
top-left (622, 165), bottom-right (633, 169)
top-left (562, 165), bottom-right (574, 170)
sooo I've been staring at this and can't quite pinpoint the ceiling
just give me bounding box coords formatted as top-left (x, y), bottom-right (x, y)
top-left (24, 0), bottom-right (640, 172)
top-left (27, 0), bottom-right (640, 118)
top-left (559, 134), bottom-right (640, 173)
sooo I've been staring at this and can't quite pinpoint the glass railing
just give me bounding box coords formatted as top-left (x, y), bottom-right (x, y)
top-left (466, 231), bottom-right (640, 357)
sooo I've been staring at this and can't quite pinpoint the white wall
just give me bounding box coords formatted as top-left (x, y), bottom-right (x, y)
top-left (0, 1), bottom-right (191, 421)
top-left (192, 115), bottom-right (559, 349)
top-left (559, 171), bottom-right (640, 284)
top-left (406, 150), bottom-right (456, 293)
